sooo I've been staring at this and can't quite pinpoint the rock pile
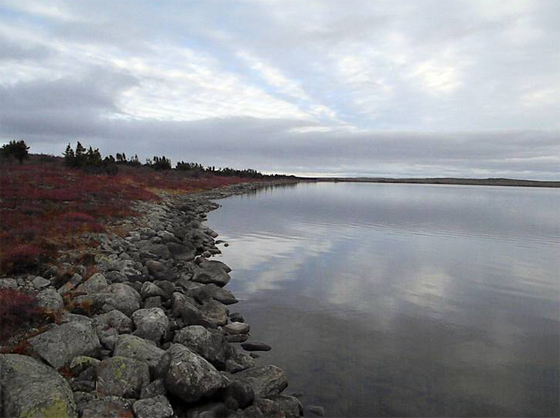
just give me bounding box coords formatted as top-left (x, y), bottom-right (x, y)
top-left (0, 182), bottom-right (304, 418)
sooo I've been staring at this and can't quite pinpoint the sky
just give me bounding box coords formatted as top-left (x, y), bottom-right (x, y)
top-left (0, 0), bottom-right (559, 179)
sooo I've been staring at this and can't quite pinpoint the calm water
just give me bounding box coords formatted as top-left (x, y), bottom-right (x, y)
top-left (207, 182), bottom-right (560, 417)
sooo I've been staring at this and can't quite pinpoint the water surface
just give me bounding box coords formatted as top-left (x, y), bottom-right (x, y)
top-left (207, 182), bottom-right (560, 417)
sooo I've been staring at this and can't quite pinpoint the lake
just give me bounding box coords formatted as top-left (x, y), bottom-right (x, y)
top-left (207, 182), bottom-right (560, 417)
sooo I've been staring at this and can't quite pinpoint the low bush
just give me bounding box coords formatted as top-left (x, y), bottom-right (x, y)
top-left (0, 288), bottom-right (48, 344)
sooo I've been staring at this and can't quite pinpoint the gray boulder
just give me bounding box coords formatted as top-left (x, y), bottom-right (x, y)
top-left (225, 347), bottom-right (255, 374)
top-left (201, 300), bottom-right (229, 327)
top-left (92, 309), bottom-right (133, 334)
top-left (168, 242), bottom-right (196, 262)
top-left (96, 356), bottom-right (150, 398)
top-left (81, 396), bottom-right (133, 418)
top-left (29, 322), bottom-right (101, 369)
top-left (173, 325), bottom-right (227, 367)
top-left (81, 273), bottom-right (108, 293)
top-left (140, 378), bottom-right (166, 399)
top-left (199, 259), bottom-right (232, 273)
top-left (172, 292), bottom-right (210, 326)
top-left (36, 288), bottom-right (64, 311)
top-left (0, 354), bottom-right (77, 418)
top-left (133, 395), bottom-right (174, 418)
top-left (113, 334), bottom-right (165, 375)
top-left (145, 260), bottom-right (167, 279)
top-left (100, 283), bottom-right (141, 316)
top-left (140, 281), bottom-right (167, 299)
top-left (157, 344), bottom-right (224, 403)
top-left (268, 394), bottom-right (303, 418)
top-left (0, 278), bottom-right (18, 289)
top-left (132, 308), bottom-right (169, 343)
top-left (224, 322), bottom-right (250, 335)
top-left (192, 264), bottom-right (230, 287)
top-left (32, 276), bottom-right (50, 289)
top-left (235, 366), bottom-right (288, 398)
top-left (191, 284), bottom-right (238, 305)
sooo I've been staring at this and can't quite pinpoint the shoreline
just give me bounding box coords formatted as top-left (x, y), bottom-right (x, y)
top-left (0, 180), bottom-right (306, 418)
top-left (302, 177), bottom-right (560, 188)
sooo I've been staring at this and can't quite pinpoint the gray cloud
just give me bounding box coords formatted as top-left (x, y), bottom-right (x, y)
top-left (0, 0), bottom-right (558, 179)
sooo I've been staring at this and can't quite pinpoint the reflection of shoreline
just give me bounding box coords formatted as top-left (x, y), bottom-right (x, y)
top-left (303, 177), bottom-right (560, 188)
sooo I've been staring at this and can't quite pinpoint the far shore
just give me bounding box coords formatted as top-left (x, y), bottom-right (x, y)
top-left (299, 177), bottom-right (560, 188)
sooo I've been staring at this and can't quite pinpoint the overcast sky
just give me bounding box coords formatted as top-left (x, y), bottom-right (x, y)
top-left (0, 0), bottom-right (558, 179)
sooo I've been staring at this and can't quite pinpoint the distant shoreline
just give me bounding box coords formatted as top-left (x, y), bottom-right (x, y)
top-left (299, 177), bottom-right (560, 188)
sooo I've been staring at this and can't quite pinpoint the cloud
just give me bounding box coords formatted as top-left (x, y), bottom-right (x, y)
top-left (0, 0), bottom-right (558, 179)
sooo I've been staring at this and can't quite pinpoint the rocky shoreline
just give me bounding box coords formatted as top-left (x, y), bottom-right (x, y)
top-left (0, 181), bottom-right (309, 418)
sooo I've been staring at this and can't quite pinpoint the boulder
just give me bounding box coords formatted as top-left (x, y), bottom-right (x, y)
top-left (32, 276), bottom-right (50, 289)
top-left (140, 378), bottom-right (166, 399)
top-left (224, 322), bottom-right (250, 335)
top-left (199, 259), bottom-right (232, 273)
top-left (36, 288), bottom-right (64, 311)
top-left (132, 308), bottom-right (169, 343)
top-left (225, 347), bottom-right (255, 374)
top-left (140, 282), bottom-right (167, 299)
top-left (184, 402), bottom-right (229, 418)
top-left (133, 395), bottom-right (174, 418)
top-left (241, 342), bottom-right (271, 352)
top-left (29, 322), bottom-right (101, 369)
top-left (100, 283), bottom-right (141, 316)
top-left (69, 356), bottom-right (101, 375)
top-left (0, 354), bottom-right (77, 418)
top-left (145, 260), bottom-right (167, 279)
top-left (224, 380), bottom-right (255, 409)
top-left (173, 325), bottom-right (227, 367)
top-left (192, 264), bottom-right (230, 287)
top-left (92, 310), bottom-right (133, 335)
top-left (172, 292), bottom-right (210, 327)
top-left (81, 396), bottom-right (133, 418)
top-left (157, 344), bottom-right (224, 403)
top-left (235, 366), bottom-right (288, 398)
top-left (268, 394), bottom-right (303, 418)
top-left (191, 284), bottom-right (238, 305)
top-left (81, 273), bottom-right (108, 294)
top-left (167, 242), bottom-right (196, 262)
top-left (144, 296), bottom-right (163, 309)
top-left (113, 334), bottom-right (165, 375)
top-left (201, 300), bottom-right (229, 327)
top-left (96, 356), bottom-right (150, 398)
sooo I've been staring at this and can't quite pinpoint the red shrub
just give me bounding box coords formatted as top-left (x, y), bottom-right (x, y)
top-left (0, 244), bottom-right (42, 273)
top-left (0, 288), bottom-right (47, 343)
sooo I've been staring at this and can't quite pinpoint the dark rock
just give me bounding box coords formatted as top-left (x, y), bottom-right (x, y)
top-left (172, 292), bottom-right (210, 327)
top-left (69, 356), bottom-right (101, 375)
top-left (113, 334), bottom-right (165, 376)
top-left (156, 343), bottom-right (224, 403)
top-left (192, 264), bottom-right (231, 287)
top-left (183, 402), bottom-right (229, 418)
top-left (93, 309), bottom-right (133, 334)
top-left (105, 271), bottom-right (127, 283)
top-left (241, 342), bottom-right (271, 352)
top-left (0, 354), bottom-right (77, 418)
top-left (167, 241), bottom-right (196, 262)
top-left (191, 284), bottom-right (238, 305)
top-left (132, 307), bottom-right (169, 344)
top-left (96, 356), bottom-right (150, 398)
top-left (235, 366), bottom-right (288, 398)
top-left (225, 347), bottom-right (255, 374)
top-left (81, 396), bottom-right (133, 418)
top-left (201, 300), bottom-right (229, 327)
top-left (144, 296), bottom-right (163, 309)
top-left (145, 259), bottom-right (167, 278)
top-left (133, 395), bottom-right (174, 418)
top-left (224, 380), bottom-right (254, 408)
top-left (140, 378), bottom-right (166, 399)
top-left (268, 394), bottom-right (303, 418)
top-left (29, 322), bottom-right (101, 369)
top-left (140, 281), bottom-right (166, 299)
top-left (253, 398), bottom-right (283, 417)
top-left (229, 312), bottom-right (245, 323)
top-left (225, 334), bottom-right (249, 343)
top-left (173, 325), bottom-right (227, 367)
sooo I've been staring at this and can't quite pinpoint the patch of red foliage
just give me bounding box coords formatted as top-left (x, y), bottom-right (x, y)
top-left (0, 288), bottom-right (49, 344)
top-left (0, 157), bottom-right (258, 274)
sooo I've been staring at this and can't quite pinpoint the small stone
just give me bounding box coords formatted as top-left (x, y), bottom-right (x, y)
top-left (32, 276), bottom-right (50, 289)
top-left (308, 405), bottom-right (326, 416)
top-left (241, 342), bottom-right (271, 352)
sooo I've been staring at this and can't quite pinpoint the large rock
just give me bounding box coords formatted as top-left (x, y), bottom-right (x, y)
top-left (92, 310), bottom-right (133, 334)
top-left (172, 292), bottom-right (210, 327)
top-left (0, 354), bottom-right (77, 418)
top-left (36, 288), bottom-right (64, 311)
top-left (133, 395), bottom-right (174, 418)
top-left (140, 282), bottom-right (167, 299)
top-left (113, 334), bottom-right (165, 375)
top-left (81, 273), bottom-right (108, 294)
top-left (132, 308), bottom-right (169, 344)
top-left (201, 300), bottom-right (229, 327)
top-left (167, 242), bottom-right (196, 262)
top-left (225, 347), bottom-right (255, 374)
top-left (145, 260), bottom-right (167, 279)
top-left (173, 325), bottom-right (227, 367)
top-left (267, 394), bottom-right (303, 418)
top-left (73, 283), bottom-right (141, 317)
top-left (235, 366), bottom-right (288, 398)
top-left (80, 396), bottom-right (133, 418)
top-left (157, 344), bottom-right (224, 403)
top-left (192, 264), bottom-right (230, 287)
top-left (96, 356), bottom-right (150, 398)
top-left (199, 259), bottom-right (232, 273)
top-left (190, 284), bottom-right (238, 305)
top-left (224, 322), bottom-right (250, 335)
top-left (29, 322), bottom-right (101, 369)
